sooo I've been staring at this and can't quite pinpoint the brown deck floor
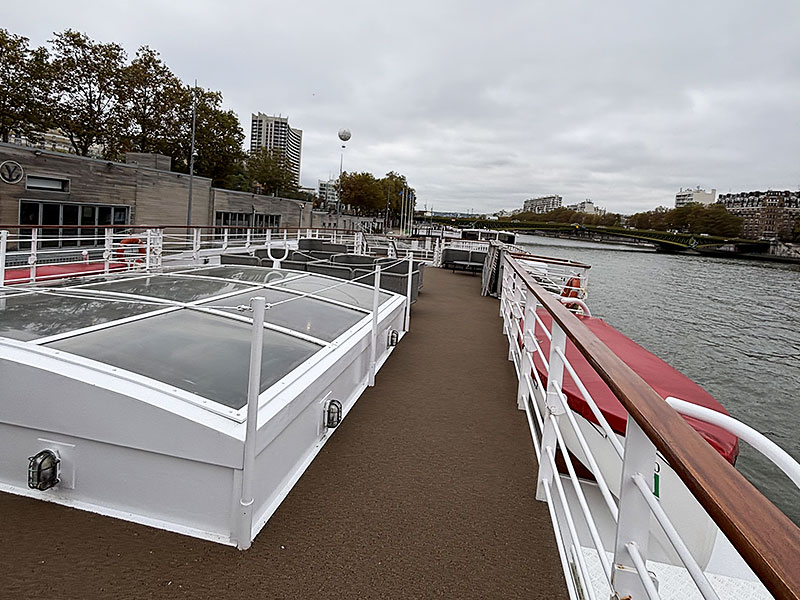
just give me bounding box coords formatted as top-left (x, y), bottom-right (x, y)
top-left (0, 268), bottom-right (566, 599)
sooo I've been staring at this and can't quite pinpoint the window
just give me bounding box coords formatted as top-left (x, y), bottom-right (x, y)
top-left (26, 175), bottom-right (70, 193)
top-left (215, 211), bottom-right (281, 239)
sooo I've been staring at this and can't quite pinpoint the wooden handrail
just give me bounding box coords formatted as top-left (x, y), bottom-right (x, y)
top-left (504, 254), bottom-right (800, 600)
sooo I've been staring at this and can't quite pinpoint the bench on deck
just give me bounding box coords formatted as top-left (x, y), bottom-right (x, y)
top-left (442, 249), bottom-right (487, 275)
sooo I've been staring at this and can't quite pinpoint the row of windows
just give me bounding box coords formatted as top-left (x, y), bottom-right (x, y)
top-left (214, 211), bottom-right (281, 239)
top-left (18, 200), bottom-right (130, 248)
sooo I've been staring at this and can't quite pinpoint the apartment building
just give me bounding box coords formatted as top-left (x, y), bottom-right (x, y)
top-left (676, 187), bottom-right (717, 208)
top-left (718, 190), bottom-right (799, 240)
top-left (250, 113), bottom-right (303, 185)
top-left (523, 195), bottom-right (562, 214)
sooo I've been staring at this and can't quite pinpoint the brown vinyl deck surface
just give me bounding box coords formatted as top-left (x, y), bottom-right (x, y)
top-left (0, 267), bottom-right (567, 599)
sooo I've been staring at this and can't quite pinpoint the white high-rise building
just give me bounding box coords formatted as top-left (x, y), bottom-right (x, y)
top-left (675, 187), bottom-right (716, 208)
top-left (250, 113), bottom-right (303, 185)
top-left (523, 195), bottom-right (562, 214)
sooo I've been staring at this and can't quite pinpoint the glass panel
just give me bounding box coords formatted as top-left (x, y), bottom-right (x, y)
top-left (206, 289), bottom-right (366, 342)
top-left (47, 310), bottom-right (321, 409)
top-left (277, 275), bottom-right (391, 309)
top-left (20, 201), bottom-right (40, 225)
top-left (113, 207), bottom-right (127, 225)
top-left (0, 292), bottom-right (159, 341)
top-left (80, 205), bottom-right (97, 246)
top-left (186, 266), bottom-right (298, 285)
top-left (19, 201), bottom-right (40, 250)
top-left (62, 204), bottom-right (79, 247)
top-left (41, 203), bottom-right (61, 248)
top-left (83, 274), bottom-right (252, 303)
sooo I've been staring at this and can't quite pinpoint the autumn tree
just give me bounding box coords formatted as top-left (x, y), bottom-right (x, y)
top-left (159, 85), bottom-right (246, 187)
top-left (49, 29), bottom-right (127, 156)
top-left (118, 46), bottom-right (186, 156)
top-left (245, 147), bottom-right (297, 195)
top-left (340, 171), bottom-right (385, 214)
top-left (0, 29), bottom-right (51, 143)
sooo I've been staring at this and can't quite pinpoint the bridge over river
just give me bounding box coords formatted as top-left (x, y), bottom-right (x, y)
top-left (505, 223), bottom-right (771, 255)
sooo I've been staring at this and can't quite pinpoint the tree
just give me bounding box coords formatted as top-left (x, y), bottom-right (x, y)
top-left (118, 46), bottom-right (186, 156)
top-left (378, 171), bottom-right (415, 221)
top-left (246, 147), bottom-right (296, 195)
top-left (0, 29), bottom-right (51, 143)
top-left (50, 29), bottom-right (127, 156)
top-left (166, 85), bottom-right (246, 187)
top-left (341, 171), bottom-right (385, 215)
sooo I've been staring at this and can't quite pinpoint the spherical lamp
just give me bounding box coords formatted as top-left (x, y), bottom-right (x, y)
top-left (338, 129), bottom-right (352, 142)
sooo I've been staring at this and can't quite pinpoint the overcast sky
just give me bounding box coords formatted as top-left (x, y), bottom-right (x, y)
top-left (8, 1), bottom-right (800, 214)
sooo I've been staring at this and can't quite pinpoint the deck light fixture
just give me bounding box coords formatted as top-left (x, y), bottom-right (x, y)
top-left (27, 449), bottom-right (60, 491)
top-left (387, 329), bottom-right (399, 347)
top-left (325, 399), bottom-right (343, 429)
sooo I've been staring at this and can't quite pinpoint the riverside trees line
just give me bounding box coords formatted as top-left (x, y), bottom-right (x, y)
top-left (506, 202), bottom-right (744, 238)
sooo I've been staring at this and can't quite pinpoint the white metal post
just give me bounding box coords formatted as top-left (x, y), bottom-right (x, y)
top-left (145, 229), bottom-right (152, 272)
top-left (103, 229), bottom-right (112, 275)
top-left (245, 227), bottom-right (252, 252)
top-left (612, 417), bottom-right (658, 597)
top-left (223, 228), bottom-right (229, 250)
top-left (404, 253), bottom-right (413, 332)
top-left (517, 289), bottom-right (537, 410)
top-left (0, 230), bottom-right (7, 287)
top-left (536, 322), bottom-right (567, 502)
top-left (29, 228), bottom-right (38, 283)
top-left (238, 296), bottom-right (266, 551)
top-left (369, 264), bottom-right (382, 386)
top-left (192, 228), bottom-right (201, 263)
top-left (154, 228), bottom-right (163, 271)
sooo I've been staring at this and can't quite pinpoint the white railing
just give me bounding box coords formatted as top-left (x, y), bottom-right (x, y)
top-left (0, 226), bottom-right (364, 286)
top-left (499, 250), bottom-right (800, 600)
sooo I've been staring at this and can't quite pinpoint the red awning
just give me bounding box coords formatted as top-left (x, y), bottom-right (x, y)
top-left (531, 309), bottom-right (739, 465)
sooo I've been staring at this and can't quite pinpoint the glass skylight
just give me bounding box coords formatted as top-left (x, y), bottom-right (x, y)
top-left (47, 309), bottom-right (321, 409)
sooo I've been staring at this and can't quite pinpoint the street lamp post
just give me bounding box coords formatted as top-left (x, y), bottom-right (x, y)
top-left (187, 81), bottom-right (197, 228)
top-left (337, 129), bottom-right (351, 220)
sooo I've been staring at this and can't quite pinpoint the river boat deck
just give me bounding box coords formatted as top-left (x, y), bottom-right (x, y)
top-left (0, 267), bottom-right (567, 599)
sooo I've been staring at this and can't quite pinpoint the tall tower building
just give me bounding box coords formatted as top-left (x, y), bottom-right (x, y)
top-left (250, 113), bottom-right (303, 185)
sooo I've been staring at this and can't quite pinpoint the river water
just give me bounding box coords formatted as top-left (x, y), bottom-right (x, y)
top-left (515, 233), bottom-right (800, 524)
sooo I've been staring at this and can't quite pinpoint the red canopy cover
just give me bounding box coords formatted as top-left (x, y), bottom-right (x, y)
top-left (531, 309), bottom-right (739, 465)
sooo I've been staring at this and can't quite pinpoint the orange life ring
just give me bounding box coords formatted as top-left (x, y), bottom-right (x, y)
top-left (116, 237), bottom-right (146, 261)
top-left (561, 276), bottom-right (581, 298)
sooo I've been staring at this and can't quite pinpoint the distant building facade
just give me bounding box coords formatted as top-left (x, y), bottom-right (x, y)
top-left (9, 128), bottom-right (102, 157)
top-left (566, 199), bottom-right (599, 215)
top-left (250, 113), bottom-right (303, 184)
top-left (523, 195), bottom-right (562, 214)
top-left (718, 190), bottom-right (800, 240)
top-left (675, 187), bottom-right (716, 208)
top-left (318, 179), bottom-right (338, 209)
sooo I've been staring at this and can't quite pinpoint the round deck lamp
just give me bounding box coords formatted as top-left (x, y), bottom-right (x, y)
top-left (28, 449), bottom-right (60, 491)
top-left (325, 399), bottom-right (343, 429)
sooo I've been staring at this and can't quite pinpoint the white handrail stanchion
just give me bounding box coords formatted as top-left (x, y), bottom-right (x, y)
top-left (192, 228), bottom-right (201, 263)
top-left (246, 227), bottom-right (252, 252)
top-left (612, 417), bottom-right (658, 597)
top-left (103, 229), bottom-right (111, 275)
top-left (237, 296), bottom-right (265, 551)
top-left (0, 230), bottom-right (7, 287)
top-left (404, 253), bottom-right (412, 332)
top-left (145, 229), bottom-right (152, 271)
top-left (536, 320), bottom-right (567, 502)
top-left (369, 265), bottom-right (382, 386)
top-left (517, 288), bottom-right (537, 410)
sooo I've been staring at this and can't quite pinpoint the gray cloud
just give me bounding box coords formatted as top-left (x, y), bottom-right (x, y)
top-left (8, 0), bottom-right (800, 214)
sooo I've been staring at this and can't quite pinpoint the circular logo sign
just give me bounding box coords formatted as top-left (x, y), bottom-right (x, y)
top-left (0, 160), bottom-right (24, 184)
